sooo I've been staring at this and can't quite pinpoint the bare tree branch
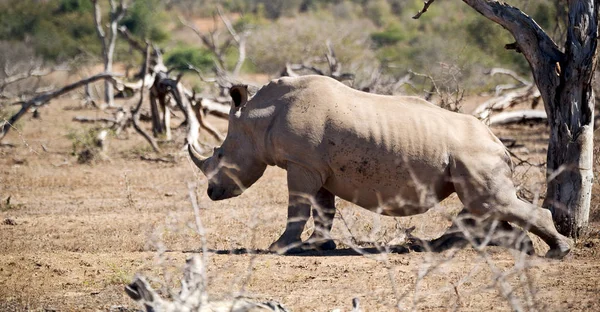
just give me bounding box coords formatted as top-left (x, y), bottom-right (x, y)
top-left (72, 116), bottom-right (117, 124)
top-left (488, 67), bottom-right (531, 86)
top-left (1, 68), bottom-right (50, 89)
top-left (413, 0), bottom-right (436, 19)
top-left (281, 42), bottom-right (354, 82)
top-left (216, 5), bottom-right (248, 76)
top-left (461, 0), bottom-right (564, 112)
top-left (117, 26), bottom-right (146, 54)
top-left (216, 6), bottom-right (240, 42)
top-left (1, 72), bottom-right (121, 141)
top-left (180, 8), bottom-right (249, 79)
top-left (179, 15), bottom-right (228, 72)
top-left (190, 99), bottom-right (224, 141)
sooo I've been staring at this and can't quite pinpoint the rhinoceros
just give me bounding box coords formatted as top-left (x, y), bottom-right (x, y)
top-left (189, 75), bottom-right (572, 259)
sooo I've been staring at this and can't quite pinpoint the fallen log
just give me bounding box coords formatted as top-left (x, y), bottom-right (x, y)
top-left (200, 98), bottom-right (230, 118)
top-left (473, 85), bottom-right (541, 120)
top-left (488, 110), bottom-right (547, 126)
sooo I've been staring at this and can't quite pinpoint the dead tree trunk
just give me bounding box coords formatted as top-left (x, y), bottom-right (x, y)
top-left (93, 0), bottom-right (127, 108)
top-left (415, 0), bottom-right (598, 238)
top-left (131, 45), bottom-right (160, 153)
top-left (545, 1), bottom-right (597, 238)
top-left (112, 30), bottom-right (226, 149)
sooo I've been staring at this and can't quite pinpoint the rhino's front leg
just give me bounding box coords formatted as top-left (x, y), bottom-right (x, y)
top-left (269, 164), bottom-right (322, 254)
top-left (268, 196), bottom-right (311, 254)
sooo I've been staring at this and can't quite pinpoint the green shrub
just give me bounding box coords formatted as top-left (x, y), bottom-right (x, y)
top-left (55, 0), bottom-right (93, 14)
top-left (66, 127), bottom-right (108, 164)
top-left (120, 0), bottom-right (169, 43)
top-left (165, 47), bottom-right (214, 72)
top-left (0, 2), bottom-right (48, 41)
top-left (0, 0), bottom-right (97, 62)
top-left (371, 26), bottom-right (405, 47)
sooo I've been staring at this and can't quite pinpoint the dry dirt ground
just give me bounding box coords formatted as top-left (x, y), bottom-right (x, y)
top-left (1, 96), bottom-right (600, 312)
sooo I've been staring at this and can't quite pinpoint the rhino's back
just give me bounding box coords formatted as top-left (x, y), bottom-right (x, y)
top-left (273, 75), bottom-right (479, 159)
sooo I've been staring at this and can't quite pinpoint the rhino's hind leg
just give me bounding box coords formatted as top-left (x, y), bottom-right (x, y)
top-left (496, 199), bottom-right (573, 259)
top-left (428, 210), bottom-right (534, 255)
top-left (452, 160), bottom-right (572, 259)
top-left (305, 188), bottom-right (337, 251)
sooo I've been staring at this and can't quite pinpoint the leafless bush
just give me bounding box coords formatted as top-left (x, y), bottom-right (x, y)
top-left (126, 256), bottom-right (289, 311)
top-left (0, 41), bottom-right (39, 79)
top-left (409, 64), bottom-right (465, 112)
top-left (246, 15), bottom-right (378, 79)
top-left (0, 41), bottom-right (57, 100)
top-left (125, 181), bottom-right (289, 312)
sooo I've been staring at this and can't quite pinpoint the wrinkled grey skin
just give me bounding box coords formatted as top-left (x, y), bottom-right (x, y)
top-left (189, 75), bottom-right (572, 258)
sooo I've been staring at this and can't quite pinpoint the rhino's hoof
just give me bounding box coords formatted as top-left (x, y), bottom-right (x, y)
top-left (545, 238), bottom-right (573, 260)
top-left (545, 248), bottom-right (570, 259)
top-left (309, 239), bottom-right (336, 251)
top-left (268, 241), bottom-right (303, 255)
top-left (283, 246), bottom-right (307, 254)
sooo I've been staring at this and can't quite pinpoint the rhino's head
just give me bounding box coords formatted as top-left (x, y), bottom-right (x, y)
top-left (189, 85), bottom-right (267, 201)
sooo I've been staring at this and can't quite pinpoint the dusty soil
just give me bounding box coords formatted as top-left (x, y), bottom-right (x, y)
top-left (1, 96), bottom-right (600, 311)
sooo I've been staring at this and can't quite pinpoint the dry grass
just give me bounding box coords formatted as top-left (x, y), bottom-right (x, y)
top-left (1, 98), bottom-right (600, 311)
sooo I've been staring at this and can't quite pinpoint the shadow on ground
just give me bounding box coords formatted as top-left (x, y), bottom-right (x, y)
top-left (183, 231), bottom-right (533, 257)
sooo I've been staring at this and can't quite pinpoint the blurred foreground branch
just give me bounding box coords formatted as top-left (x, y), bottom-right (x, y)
top-left (126, 255), bottom-right (289, 312)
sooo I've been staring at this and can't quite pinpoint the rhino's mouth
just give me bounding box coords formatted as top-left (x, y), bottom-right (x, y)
top-left (207, 185), bottom-right (224, 200)
top-left (207, 185), bottom-right (242, 201)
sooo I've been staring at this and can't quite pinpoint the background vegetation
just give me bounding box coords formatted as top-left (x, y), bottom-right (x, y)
top-left (0, 0), bottom-right (562, 92)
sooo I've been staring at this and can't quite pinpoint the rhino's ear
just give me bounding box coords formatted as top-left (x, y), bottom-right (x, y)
top-left (230, 85), bottom-right (248, 108)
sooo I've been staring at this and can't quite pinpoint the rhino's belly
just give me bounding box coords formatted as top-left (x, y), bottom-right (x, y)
top-left (323, 160), bottom-right (453, 217)
top-left (324, 181), bottom-right (445, 216)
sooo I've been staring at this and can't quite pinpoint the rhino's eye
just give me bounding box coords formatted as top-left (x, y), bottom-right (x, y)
top-left (213, 147), bottom-right (223, 160)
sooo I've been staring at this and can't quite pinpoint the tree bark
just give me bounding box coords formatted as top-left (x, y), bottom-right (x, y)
top-left (545, 0), bottom-right (597, 238)
top-left (464, 0), bottom-right (598, 238)
top-left (416, 0), bottom-right (598, 238)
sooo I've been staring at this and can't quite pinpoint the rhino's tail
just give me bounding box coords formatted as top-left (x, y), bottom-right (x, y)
top-left (484, 125), bottom-right (515, 174)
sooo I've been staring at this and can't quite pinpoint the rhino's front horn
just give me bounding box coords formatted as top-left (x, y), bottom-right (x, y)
top-left (188, 144), bottom-right (208, 171)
